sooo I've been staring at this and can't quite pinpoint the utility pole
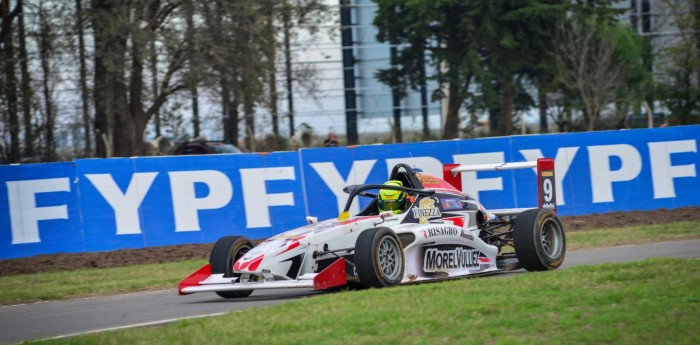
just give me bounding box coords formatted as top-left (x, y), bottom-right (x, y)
top-left (340, 0), bottom-right (358, 145)
top-left (390, 44), bottom-right (402, 143)
top-left (283, 1), bottom-right (295, 137)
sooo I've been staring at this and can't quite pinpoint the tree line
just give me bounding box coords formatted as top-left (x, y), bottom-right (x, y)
top-left (0, 0), bottom-right (328, 163)
top-left (373, 0), bottom-right (700, 140)
top-left (1, 0), bottom-right (699, 163)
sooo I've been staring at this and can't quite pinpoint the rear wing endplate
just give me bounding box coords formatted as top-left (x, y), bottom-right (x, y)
top-left (442, 158), bottom-right (556, 211)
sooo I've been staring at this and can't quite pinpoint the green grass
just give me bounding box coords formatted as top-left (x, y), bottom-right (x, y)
top-left (0, 259), bottom-right (206, 305)
top-left (1, 221), bottom-right (698, 306)
top-left (567, 220), bottom-right (700, 250)
top-left (26, 258), bottom-right (700, 345)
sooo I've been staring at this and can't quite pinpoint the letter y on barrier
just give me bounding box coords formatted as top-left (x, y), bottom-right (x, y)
top-left (309, 160), bottom-right (376, 215)
top-left (85, 173), bottom-right (158, 235)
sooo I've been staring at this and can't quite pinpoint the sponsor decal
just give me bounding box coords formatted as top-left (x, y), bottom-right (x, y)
top-left (423, 246), bottom-right (482, 272)
top-left (419, 175), bottom-right (439, 185)
top-left (440, 198), bottom-right (463, 210)
top-left (421, 225), bottom-right (473, 240)
top-left (422, 226), bottom-right (459, 238)
top-left (412, 198), bottom-right (442, 224)
top-left (460, 230), bottom-right (474, 241)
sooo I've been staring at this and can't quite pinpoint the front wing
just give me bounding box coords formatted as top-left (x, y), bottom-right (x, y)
top-left (178, 258), bottom-right (348, 295)
top-left (179, 256), bottom-right (506, 295)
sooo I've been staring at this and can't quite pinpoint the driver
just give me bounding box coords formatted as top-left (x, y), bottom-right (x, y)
top-left (377, 180), bottom-right (408, 214)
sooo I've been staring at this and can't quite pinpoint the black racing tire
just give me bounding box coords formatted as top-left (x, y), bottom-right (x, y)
top-left (513, 208), bottom-right (566, 271)
top-left (209, 236), bottom-right (254, 298)
top-left (355, 228), bottom-right (405, 288)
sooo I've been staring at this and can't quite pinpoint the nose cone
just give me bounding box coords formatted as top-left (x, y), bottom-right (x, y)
top-left (234, 253), bottom-right (264, 272)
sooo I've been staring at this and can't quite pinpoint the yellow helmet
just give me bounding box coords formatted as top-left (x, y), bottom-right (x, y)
top-left (378, 180), bottom-right (407, 214)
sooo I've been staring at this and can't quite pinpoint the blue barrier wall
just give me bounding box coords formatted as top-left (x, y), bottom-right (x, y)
top-left (1, 126), bottom-right (698, 259)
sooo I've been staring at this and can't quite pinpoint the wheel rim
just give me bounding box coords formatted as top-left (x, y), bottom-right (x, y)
top-left (231, 245), bottom-right (251, 273)
top-left (377, 235), bottom-right (402, 280)
top-left (540, 219), bottom-right (564, 259)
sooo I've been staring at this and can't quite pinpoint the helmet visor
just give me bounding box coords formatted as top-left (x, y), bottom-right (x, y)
top-left (378, 198), bottom-right (405, 212)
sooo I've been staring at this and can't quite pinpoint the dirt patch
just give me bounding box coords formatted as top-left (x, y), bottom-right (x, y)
top-left (560, 206), bottom-right (700, 231)
top-left (0, 244), bottom-right (213, 276)
top-left (1, 207), bottom-right (698, 276)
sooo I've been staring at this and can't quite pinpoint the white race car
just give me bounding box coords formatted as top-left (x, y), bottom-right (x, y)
top-left (179, 159), bottom-right (566, 298)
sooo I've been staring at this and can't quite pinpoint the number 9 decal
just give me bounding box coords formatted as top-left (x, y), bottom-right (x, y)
top-left (543, 178), bottom-right (553, 202)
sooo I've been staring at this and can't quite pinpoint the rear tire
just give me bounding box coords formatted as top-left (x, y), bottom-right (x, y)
top-left (513, 208), bottom-right (566, 271)
top-left (355, 228), bottom-right (405, 288)
top-left (210, 236), bottom-right (254, 298)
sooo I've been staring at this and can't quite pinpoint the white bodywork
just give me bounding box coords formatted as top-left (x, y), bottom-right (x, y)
top-left (180, 197), bottom-right (499, 294)
top-left (180, 160), bottom-right (556, 295)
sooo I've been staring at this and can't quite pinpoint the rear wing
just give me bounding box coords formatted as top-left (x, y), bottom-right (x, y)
top-left (442, 158), bottom-right (556, 212)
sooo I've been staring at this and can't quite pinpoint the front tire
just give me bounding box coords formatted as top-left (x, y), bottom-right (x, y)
top-left (513, 208), bottom-right (566, 271)
top-left (210, 236), bottom-right (254, 298)
top-left (355, 228), bottom-right (405, 288)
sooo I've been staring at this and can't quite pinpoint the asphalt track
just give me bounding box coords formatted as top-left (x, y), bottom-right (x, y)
top-left (1, 239), bottom-right (699, 344)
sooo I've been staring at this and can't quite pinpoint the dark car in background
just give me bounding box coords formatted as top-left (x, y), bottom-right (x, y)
top-left (174, 141), bottom-right (242, 155)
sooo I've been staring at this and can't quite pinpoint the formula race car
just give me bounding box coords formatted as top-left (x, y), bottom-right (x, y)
top-left (179, 159), bottom-right (566, 298)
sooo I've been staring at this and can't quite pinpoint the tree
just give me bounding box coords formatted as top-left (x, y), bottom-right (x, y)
top-left (282, 0), bottom-right (294, 138)
top-left (374, 0), bottom-right (566, 138)
top-left (502, 2), bottom-right (568, 134)
top-left (18, 0), bottom-right (33, 158)
top-left (197, 0), bottom-right (328, 150)
top-left (75, 0), bottom-right (91, 156)
top-left (92, 0), bottom-right (187, 157)
top-left (200, 1), bottom-right (253, 148)
top-left (92, 0), bottom-right (126, 158)
top-left (1, 0), bottom-right (21, 162)
top-left (374, 0), bottom-right (484, 139)
top-left (552, 16), bottom-right (646, 131)
top-left (258, 0), bottom-right (329, 141)
top-left (265, 1), bottom-right (282, 138)
top-left (237, 2), bottom-right (270, 151)
top-left (654, 0), bottom-right (700, 125)
top-left (476, 1), bottom-right (567, 136)
top-left (38, 0), bottom-right (56, 161)
top-left (120, 1), bottom-right (188, 156)
top-left (183, 0), bottom-right (200, 138)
